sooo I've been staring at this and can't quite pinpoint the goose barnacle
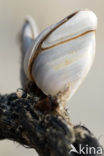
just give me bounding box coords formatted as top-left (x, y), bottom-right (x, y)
top-left (22, 10), bottom-right (97, 107)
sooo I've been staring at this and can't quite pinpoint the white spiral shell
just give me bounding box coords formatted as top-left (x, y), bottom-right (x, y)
top-left (23, 10), bottom-right (97, 104)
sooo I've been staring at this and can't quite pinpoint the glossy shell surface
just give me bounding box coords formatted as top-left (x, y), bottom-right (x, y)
top-left (24, 10), bottom-right (97, 102)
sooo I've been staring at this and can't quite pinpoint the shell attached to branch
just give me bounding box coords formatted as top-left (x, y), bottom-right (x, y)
top-left (22, 10), bottom-right (97, 106)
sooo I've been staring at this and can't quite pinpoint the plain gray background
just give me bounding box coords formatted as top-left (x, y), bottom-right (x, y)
top-left (0, 0), bottom-right (103, 155)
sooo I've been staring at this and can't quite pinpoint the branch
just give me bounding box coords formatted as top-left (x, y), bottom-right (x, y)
top-left (0, 83), bottom-right (103, 156)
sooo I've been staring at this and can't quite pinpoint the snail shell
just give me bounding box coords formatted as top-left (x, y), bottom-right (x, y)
top-left (23, 10), bottom-right (97, 104)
